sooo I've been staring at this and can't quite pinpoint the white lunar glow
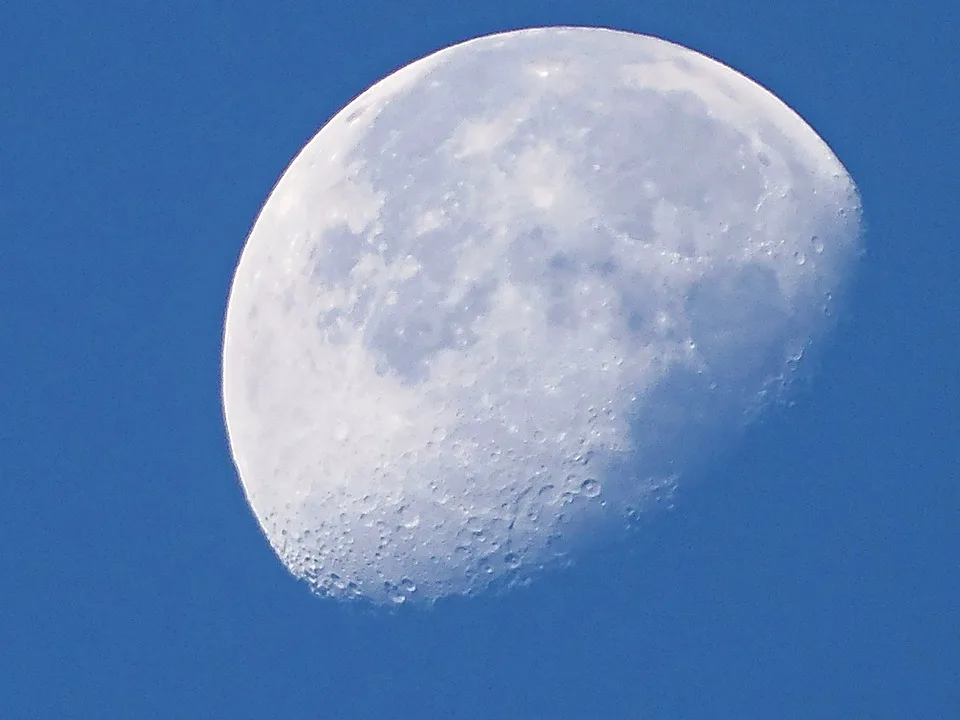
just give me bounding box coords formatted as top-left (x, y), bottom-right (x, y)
top-left (222, 27), bottom-right (862, 604)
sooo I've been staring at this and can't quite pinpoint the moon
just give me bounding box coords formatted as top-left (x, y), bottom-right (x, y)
top-left (222, 27), bottom-right (861, 604)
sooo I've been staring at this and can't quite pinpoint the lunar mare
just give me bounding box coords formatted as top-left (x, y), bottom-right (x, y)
top-left (222, 27), bottom-right (861, 604)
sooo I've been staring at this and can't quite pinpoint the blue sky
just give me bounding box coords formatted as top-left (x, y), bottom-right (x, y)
top-left (2, 1), bottom-right (958, 718)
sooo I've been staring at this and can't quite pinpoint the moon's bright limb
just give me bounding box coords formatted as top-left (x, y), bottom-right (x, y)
top-left (222, 27), bottom-right (861, 605)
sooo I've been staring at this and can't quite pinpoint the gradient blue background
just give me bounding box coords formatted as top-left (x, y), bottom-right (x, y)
top-left (3, 1), bottom-right (958, 717)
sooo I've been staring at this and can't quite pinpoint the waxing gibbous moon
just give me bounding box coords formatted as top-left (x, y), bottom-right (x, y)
top-left (222, 27), bottom-right (861, 605)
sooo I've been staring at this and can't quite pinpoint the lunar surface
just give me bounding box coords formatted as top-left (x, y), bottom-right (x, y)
top-left (222, 27), bottom-right (862, 604)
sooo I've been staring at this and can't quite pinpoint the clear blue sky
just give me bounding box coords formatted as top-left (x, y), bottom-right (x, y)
top-left (2, 1), bottom-right (957, 717)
